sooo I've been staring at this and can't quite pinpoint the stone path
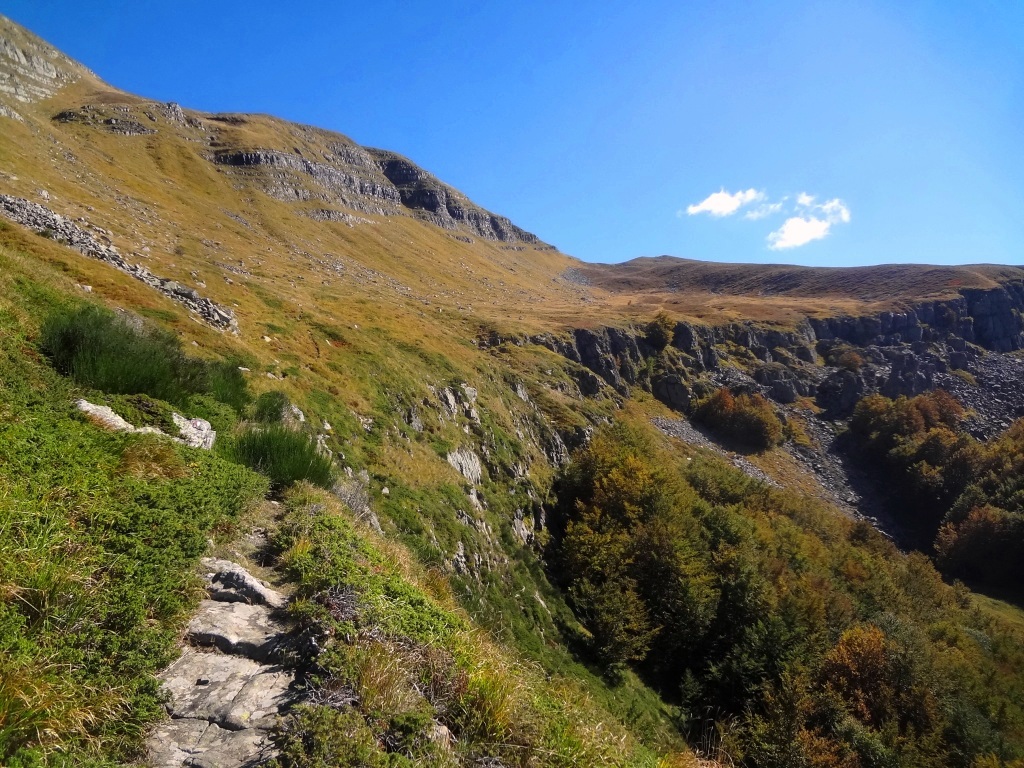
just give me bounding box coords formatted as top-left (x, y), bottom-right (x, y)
top-left (147, 558), bottom-right (297, 768)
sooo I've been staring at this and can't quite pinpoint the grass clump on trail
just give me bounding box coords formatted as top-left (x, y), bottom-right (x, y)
top-left (231, 424), bottom-right (336, 493)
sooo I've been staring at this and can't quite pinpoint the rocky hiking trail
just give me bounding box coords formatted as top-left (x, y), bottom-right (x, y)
top-left (147, 553), bottom-right (299, 768)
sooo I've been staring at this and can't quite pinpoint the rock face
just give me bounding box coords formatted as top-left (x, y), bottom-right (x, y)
top-left (211, 143), bottom-right (542, 244)
top-left (147, 560), bottom-right (296, 768)
top-left (0, 14), bottom-right (90, 116)
top-left (483, 282), bottom-right (1024, 423)
top-left (447, 447), bottom-right (484, 485)
top-left (373, 151), bottom-right (540, 244)
top-left (0, 196), bottom-right (239, 333)
top-left (807, 288), bottom-right (1024, 354)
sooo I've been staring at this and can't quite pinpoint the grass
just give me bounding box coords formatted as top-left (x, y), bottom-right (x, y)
top-left (253, 389), bottom-right (290, 422)
top-left (0, 295), bottom-right (269, 764)
top-left (231, 424), bottom-right (336, 493)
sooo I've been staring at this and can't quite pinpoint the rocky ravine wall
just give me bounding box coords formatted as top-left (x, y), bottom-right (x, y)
top-left (484, 284), bottom-right (1024, 423)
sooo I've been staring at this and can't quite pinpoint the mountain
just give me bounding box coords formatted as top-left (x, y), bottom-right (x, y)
top-left (4, 14), bottom-right (1024, 768)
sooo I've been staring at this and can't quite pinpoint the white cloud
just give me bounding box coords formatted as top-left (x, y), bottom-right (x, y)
top-left (767, 196), bottom-right (851, 249)
top-left (686, 188), bottom-right (764, 217)
top-left (681, 186), bottom-right (850, 249)
top-left (767, 217), bottom-right (832, 249)
top-left (744, 200), bottom-right (785, 220)
top-left (819, 197), bottom-right (851, 223)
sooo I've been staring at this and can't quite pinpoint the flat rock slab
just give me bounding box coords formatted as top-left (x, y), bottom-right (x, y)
top-left (160, 649), bottom-right (295, 731)
top-left (188, 600), bottom-right (283, 661)
top-left (148, 717), bottom-right (269, 768)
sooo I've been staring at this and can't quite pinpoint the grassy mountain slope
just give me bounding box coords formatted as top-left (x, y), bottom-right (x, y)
top-left (5, 13), bottom-right (1024, 768)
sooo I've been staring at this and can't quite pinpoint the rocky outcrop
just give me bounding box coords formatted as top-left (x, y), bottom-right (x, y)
top-left (210, 144), bottom-right (542, 244)
top-left (172, 413), bottom-right (217, 450)
top-left (148, 559), bottom-right (297, 768)
top-left (373, 151), bottom-right (540, 244)
top-left (77, 399), bottom-right (217, 449)
top-left (0, 196), bottom-right (239, 332)
top-left (816, 370), bottom-right (864, 418)
top-left (212, 147), bottom-right (402, 217)
top-left (0, 14), bottom-right (89, 114)
top-left (484, 283), bottom-right (1024, 422)
top-left (807, 287), bottom-right (1024, 354)
top-left (447, 447), bottom-right (484, 485)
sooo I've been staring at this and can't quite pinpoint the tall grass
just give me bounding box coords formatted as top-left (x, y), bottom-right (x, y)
top-left (39, 304), bottom-right (249, 410)
top-left (231, 425), bottom-right (335, 492)
top-left (253, 390), bottom-right (290, 423)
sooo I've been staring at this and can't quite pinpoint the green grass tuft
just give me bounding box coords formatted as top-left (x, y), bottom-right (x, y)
top-left (231, 424), bottom-right (335, 492)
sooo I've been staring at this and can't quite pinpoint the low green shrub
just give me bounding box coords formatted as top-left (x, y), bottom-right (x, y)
top-left (39, 304), bottom-right (251, 412)
top-left (231, 425), bottom-right (335, 492)
top-left (41, 305), bottom-right (199, 403)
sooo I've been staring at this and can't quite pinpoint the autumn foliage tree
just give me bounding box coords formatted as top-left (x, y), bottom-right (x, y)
top-left (692, 387), bottom-right (784, 450)
top-left (549, 418), bottom-right (1024, 766)
top-left (851, 390), bottom-right (1024, 594)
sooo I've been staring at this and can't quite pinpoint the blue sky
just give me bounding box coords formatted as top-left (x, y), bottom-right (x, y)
top-left (4, 1), bottom-right (1024, 267)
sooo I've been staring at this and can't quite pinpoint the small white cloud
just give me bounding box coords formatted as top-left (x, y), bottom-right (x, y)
top-left (819, 197), bottom-right (851, 223)
top-left (767, 217), bottom-right (832, 249)
top-left (767, 196), bottom-right (850, 249)
top-left (744, 200), bottom-right (785, 220)
top-left (686, 188), bottom-right (764, 217)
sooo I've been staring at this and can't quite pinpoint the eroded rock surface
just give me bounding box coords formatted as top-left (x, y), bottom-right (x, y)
top-left (148, 560), bottom-right (296, 768)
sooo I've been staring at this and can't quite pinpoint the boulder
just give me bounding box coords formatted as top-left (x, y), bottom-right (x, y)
top-left (817, 369), bottom-right (864, 418)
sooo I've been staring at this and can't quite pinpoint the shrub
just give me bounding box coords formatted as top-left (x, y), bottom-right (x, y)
top-left (41, 305), bottom-right (198, 403)
top-left (269, 706), bottom-right (384, 768)
top-left (692, 388), bottom-right (784, 450)
top-left (836, 350), bottom-right (864, 372)
top-left (39, 305), bottom-right (251, 412)
top-left (231, 425), bottom-right (335, 492)
top-left (645, 311), bottom-right (676, 351)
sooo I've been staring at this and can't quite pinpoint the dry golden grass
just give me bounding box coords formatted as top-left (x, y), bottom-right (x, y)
top-left (117, 436), bottom-right (188, 480)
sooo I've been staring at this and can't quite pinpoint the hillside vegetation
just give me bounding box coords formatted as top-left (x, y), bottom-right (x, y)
top-left (5, 14), bottom-right (1024, 768)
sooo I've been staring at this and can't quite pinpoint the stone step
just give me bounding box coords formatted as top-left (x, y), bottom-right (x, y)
top-left (160, 649), bottom-right (296, 732)
top-left (187, 600), bottom-right (285, 662)
top-left (200, 558), bottom-right (287, 609)
top-left (148, 717), bottom-right (269, 768)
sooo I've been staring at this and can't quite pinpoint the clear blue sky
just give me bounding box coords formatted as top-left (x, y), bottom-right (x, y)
top-left (5, 1), bottom-right (1024, 267)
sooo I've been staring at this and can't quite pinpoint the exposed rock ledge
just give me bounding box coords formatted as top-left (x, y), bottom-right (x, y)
top-left (0, 195), bottom-right (239, 333)
top-left (75, 399), bottom-right (216, 450)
